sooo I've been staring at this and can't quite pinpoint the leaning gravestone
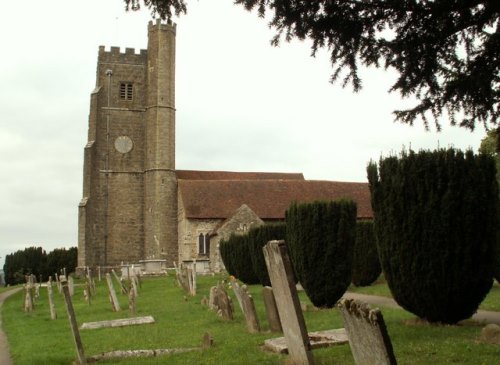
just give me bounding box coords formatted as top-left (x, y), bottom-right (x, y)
top-left (263, 240), bottom-right (314, 365)
top-left (230, 277), bottom-right (260, 333)
top-left (338, 298), bottom-right (397, 365)
top-left (105, 273), bottom-right (121, 312)
top-left (215, 283), bottom-right (233, 321)
top-left (262, 286), bottom-right (282, 333)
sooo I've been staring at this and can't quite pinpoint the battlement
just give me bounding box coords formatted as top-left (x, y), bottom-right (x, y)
top-left (98, 45), bottom-right (147, 64)
top-left (148, 18), bottom-right (176, 34)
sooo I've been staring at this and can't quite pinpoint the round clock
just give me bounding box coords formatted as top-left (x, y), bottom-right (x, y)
top-left (114, 136), bottom-right (133, 154)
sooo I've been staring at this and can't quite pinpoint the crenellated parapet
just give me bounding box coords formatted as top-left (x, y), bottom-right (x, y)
top-left (148, 18), bottom-right (176, 34)
top-left (98, 45), bottom-right (147, 64)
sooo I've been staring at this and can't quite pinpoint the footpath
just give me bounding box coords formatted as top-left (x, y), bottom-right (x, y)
top-left (0, 288), bottom-right (22, 365)
top-left (342, 292), bottom-right (500, 325)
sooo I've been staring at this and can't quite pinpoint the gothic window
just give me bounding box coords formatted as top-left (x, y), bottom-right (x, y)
top-left (120, 82), bottom-right (133, 100)
top-left (198, 233), bottom-right (210, 256)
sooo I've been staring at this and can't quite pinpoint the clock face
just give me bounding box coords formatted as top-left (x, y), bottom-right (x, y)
top-left (114, 136), bottom-right (133, 154)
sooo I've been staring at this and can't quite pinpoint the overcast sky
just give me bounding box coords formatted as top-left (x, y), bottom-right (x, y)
top-left (0, 1), bottom-right (488, 268)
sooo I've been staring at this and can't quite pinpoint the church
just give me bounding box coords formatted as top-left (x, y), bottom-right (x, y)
top-left (77, 20), bottom-right (373, 273)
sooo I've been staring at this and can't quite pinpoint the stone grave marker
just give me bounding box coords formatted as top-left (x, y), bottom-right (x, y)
top-left (112, 269), bottom-right (128, 294)
top-left (262, 286), bottom-right (282, 332)
top-left (61, 277), bottom-right (87, 364)
top-left (208, 286), bottom-right (218, 310)
top-left (215, 283), bottom-right (233, 321)
top-left (47, 276), bottom-right (57, 320)
top-left (105, 273), bottom-right (121, 311)
top-left (230, 277), bottom-right (260, 333)
top-left (338, 298), bottom-right (397, 365)
top-left (263, 240), bottom-right (314, 365)
top-left (68, 275), bottom-right (75, 296)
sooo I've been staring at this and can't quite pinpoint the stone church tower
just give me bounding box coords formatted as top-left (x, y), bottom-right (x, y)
top-left (78, 20), bottom-right (178, 268)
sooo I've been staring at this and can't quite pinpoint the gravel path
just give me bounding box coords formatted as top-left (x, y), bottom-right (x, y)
top-left (0, 288), bottom-right (23, 365)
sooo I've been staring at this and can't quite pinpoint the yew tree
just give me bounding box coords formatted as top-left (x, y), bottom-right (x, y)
top-left (125, 0), bottom-right (499, 131)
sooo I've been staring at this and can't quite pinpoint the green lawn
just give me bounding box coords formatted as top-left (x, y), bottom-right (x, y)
top-left (2, 274), bottom-right (499, 365)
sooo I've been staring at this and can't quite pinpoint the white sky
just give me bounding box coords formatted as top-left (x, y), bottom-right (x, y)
top-left (0, 1), bottom-right (488, 267)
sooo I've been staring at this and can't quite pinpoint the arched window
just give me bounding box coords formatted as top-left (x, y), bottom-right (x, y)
top-left (198, 233), bottom-right (210, 256)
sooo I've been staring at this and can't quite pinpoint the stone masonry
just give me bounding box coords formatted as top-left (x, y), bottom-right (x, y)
top-left (78, 20), bottom-right (178, 269)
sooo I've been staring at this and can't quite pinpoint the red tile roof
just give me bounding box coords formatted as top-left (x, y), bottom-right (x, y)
top-left (179, 179), bottom-right (372, 220)
top-left (176, 170), bottom-right (304, 181)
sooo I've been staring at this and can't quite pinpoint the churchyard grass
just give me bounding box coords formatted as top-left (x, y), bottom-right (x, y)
top-left (2, 274), bottom-right (499, 365)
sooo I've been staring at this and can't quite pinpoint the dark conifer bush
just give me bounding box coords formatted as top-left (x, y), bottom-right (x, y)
top-left (285, 200), bottom-right (357, 308)
top-left (368, 148), bottom-right (498, 324)
top-left (219, 234), bottom-right (259, 285)
top-left (247, 223), bottom-right (286, 286)
top-left (351, 220), bottom-right (381, 287)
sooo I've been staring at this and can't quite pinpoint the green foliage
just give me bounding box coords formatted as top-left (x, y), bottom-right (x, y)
top-left (3, 247), bottom-right (77, 285)
top-left (351, 220), bottom-right (381, 287)
top-left (247, 223), bottom-right (286, 286)
top-left (285, 200), bottom-right (357, 308)
top-left (368, 148), bottom-right (498, 324)
top-left (478, 129), bottom-right (500, 283)
top-left (219, 234), bottom-right (259, 285)
top-left (130, 0), bottom-right (500, 131)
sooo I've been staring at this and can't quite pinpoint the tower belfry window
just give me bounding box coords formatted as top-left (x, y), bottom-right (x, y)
top-left (120, 82), bottom-right (133, 100)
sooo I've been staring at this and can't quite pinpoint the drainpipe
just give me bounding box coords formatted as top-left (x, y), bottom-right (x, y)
top-left (104, 69), bottom-right (113, 266)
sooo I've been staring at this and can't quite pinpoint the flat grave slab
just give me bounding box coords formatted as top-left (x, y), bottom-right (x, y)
top-left (264, 328), bottom-right (348, 353)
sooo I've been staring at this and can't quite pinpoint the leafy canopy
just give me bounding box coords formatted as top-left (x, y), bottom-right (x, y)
top-left (125, 0), bottom-right (499, 131)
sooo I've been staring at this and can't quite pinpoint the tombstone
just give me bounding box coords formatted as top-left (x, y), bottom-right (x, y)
top-left (128, 285), bottom-right (136, 315)
top-left (105, 273), bottom-right (121, 311)
top-left (229, 277), bottom-right (260, 333)
top-left (47, 277), bottom-right (57, 320)
top-left (131, 275), bottom-right (139, 298)
top-left (61, 277), bottom-right (87, 365)
top-left (55, 273), bottom-right (62, 293)
top-left (202, 332), bottom-right (214, 349)
top-left (215, 284), bottom-right (233, 321)
top-left (24, 277), bottom-right (34, 312)
top-left (338, 298), bottom-right (397, 365)
top-left (208, 286), bottom-right (218, 311)
top-left (112, 269), bottom-right (128, 294)
top-left (262, 286), bottom-right (282, 332)
top-left (263, 240), bottom-right (314, 365)
top-left (98, 266), bottom-right (102, 282)
top-left (68, 276), bottom-right (75, 297)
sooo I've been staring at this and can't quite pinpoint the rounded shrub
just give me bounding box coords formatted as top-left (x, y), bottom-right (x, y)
top-left (247, 223), bottom-right (287, 286)
top-left (351, 220), bottom-right (381, 286)
top-left (219, 233), bottom-right (259, 285)
top-left (368, 148), bottom-right (498, 324)
top-left (285, 200), bottom-right (357, 308)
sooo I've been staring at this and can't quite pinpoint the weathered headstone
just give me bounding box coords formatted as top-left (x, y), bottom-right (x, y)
top-left (105, 273), bottom-right (121, 311)
top-left (338, 298), bottom-right (397, 365)
top-left (80, 316), bottom-right (155, 330)
top-left (202, 332), bottom-right (214, 349)
top-left (24, 277), bottom-right (34, 312)
top-left (208, 286), bottom-right (218, 310)
top-left (262, 286), bottom-right (282, 332)
top-left (263, 240), bottom-right (314, 365)
top-left (215, 284), bottom-right (233, 321)
top-left (112, 269), bottom-right (128, 294)
top-left (61, 277), bottom-right (86, 364)
top-left (47, 277), bottom-right (57, 320)
top-left (68, 275), bottom-right (75, 297)
top-left (129, 285), bottom-right (136, 315)
top-left (230, 277), bottom-right (260, 333)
